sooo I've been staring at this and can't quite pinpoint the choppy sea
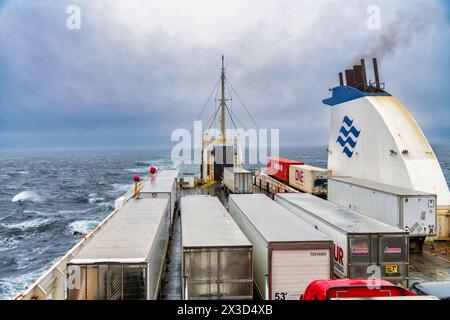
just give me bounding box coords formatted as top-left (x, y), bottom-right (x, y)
top-left (0, 145), bottom-right (449, 299)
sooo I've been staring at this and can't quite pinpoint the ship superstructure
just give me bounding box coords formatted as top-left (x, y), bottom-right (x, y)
top-left (323, 59), bottom-right (450, 241)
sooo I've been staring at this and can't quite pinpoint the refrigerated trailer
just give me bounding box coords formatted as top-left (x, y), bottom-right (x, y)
top-left (140, 170), bottom-right (179, 223)
top-left (66, 198), bottom-right (170, 300)
top-left (328, 177), bottom-right (437, 240)
top-left (228, 194), bottom-right (333, 300)
top-left (275, 193), bottom-right (409, 287)
top-left (181, 196), bottom-right (253, 300)
top-left (223, 167), bottom-right (253, 194)
top-left (288, 165), bottom-right (331, 196)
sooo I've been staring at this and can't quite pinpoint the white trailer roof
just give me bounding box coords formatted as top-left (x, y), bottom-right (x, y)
top-left (69, 198), bottom-right (169, 264)
top-left (329, 176), bottom-right (433, 196)
top-left (225, 166), bottom-right (250, 174)
top-left (141, 176), bottom-right (175, 194)
top-left (229, 194), bottom-right (331, 243)
top-left (276, 193), bottom-right (406, 234)
top-left (181, 196), bottom-right (251, 248)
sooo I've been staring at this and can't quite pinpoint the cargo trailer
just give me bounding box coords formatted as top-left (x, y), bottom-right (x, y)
top-left (267, 157), bottom-right (303, 183)
top-left (328, 177), bottom-right (436, 236)
top-left (275, 193), bottom-right (409, 286)
top-left (66, 198), bottom-right (170, 300)
top-left (288, 164), bottom-right (331, 195)
top-left (223, 167), bottom-right (253, 194)
top-left (181, 196), bottom-right (253, 300)
top-left (228, 194), bottom-right (333, 300)
top-left (140, 170), bottom-right (179, 223)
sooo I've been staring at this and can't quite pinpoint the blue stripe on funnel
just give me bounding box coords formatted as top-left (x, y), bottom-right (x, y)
top-left (323, 86), bottom-right (391, 106)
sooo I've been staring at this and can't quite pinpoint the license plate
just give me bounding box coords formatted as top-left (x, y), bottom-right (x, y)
top-left (386, 264), bottom-right (398, 274)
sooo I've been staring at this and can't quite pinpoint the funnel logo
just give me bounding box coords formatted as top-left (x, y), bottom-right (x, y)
top-left (337, 116), bottom-right (361, 158)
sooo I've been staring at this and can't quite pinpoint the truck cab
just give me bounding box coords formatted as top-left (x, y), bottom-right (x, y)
top-left (301, 279), bottom-right (415, 300)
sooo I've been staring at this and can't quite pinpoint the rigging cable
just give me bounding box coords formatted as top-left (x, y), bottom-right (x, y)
top-left (202, 76), bottom-right (222, 133)
top-left (224, 78), bottom-right (248, 130)
top-left (226, 78), bottom-right (260, 130)
top-left (224, 103), bottom-right (239, 132)
top-left (190, 76), bottom-right (221, 134)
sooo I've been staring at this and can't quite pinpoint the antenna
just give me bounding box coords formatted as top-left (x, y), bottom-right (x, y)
top-left (220, 55), bottom-right (226, 142)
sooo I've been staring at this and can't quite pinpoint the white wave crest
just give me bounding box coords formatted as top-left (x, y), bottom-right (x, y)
top-left (59, 208), bottom-right (92, 215)
top-left (68, 220), bottom-right (99, 235)
top-left (23, 210), bottom-right (45, 215)
top-left (0, 218), bottom-right (51, 230)
top-left (11, 191), bottom-right (42, 203)
top-left (110, 183), bottom-right (133, 194)
top-left (123, 168), bottom-right (149, 174)
top-left (88, 193), bottom-right (105, 204)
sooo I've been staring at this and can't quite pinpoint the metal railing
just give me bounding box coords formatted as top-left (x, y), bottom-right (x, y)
top-left (254, 171), bottom-right (299, 194)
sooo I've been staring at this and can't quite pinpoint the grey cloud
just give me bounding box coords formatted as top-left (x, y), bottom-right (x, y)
top-left (0, 0), bottom-right (448, 149)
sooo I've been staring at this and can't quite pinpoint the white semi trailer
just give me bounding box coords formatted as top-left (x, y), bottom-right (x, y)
top-left (140, 169), bottom-right (179, 224)
top-left (181, 196), bottom-right (253, 300)
top-left (228, 194), bottom-right (333, 300)
top-left (275, 193), bottom-right (409, 287)
top-left (328, 176), bottom-right (436, 251)
top-left (67, 198), bottom-right (171, 300)
top-left (223, 167), bottom-right (253, 194)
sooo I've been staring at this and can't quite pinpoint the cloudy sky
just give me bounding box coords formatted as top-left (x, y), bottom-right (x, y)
top-left (0, 0), bottom-right (449, 149)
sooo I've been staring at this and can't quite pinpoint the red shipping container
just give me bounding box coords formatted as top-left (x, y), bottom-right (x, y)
top-left (267, 157), bottom-right (304, 183)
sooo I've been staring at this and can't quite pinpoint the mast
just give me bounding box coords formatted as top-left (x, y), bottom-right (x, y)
top-left (220, 55), bottom-right (226, 142)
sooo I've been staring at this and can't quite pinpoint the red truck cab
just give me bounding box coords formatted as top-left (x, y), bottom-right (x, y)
top-left (301, 279), bottom-right (416, 300)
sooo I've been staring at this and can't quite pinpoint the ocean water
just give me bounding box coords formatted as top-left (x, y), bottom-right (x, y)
top-left (0, 145), bottom-right (449, 299)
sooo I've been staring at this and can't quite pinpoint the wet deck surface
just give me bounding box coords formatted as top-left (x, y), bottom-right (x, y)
top-left (409, 242), bottom-right (450, 284)
top-left (160, 209), bottom-right (182, 300)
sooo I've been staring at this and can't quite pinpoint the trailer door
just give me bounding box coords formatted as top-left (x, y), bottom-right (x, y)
top-left (402, 197), bottom-right (436, 236)
top-left (348, 236), bottom-right (376, 278)
top-left (271, 249), bottom-right (330, 300)
top-left (378, 235), bottom-right (408, 286)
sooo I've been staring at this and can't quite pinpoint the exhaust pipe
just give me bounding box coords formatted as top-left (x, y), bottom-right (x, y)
top-left (353, 65), bottom-right (363, 90)
top-left (360, 59), bottom-right (367, 90)
top-left (373, 58), bottom-right (380, 89)
top-left (345, 69), bottom-right (355, 87)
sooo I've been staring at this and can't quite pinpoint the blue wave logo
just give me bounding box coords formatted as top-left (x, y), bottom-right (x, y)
top-left (336, 116), bottom-right (361, 158)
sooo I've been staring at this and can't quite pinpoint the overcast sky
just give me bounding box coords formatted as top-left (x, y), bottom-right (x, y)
top-left (0, 0), bottom-right (449, 150)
